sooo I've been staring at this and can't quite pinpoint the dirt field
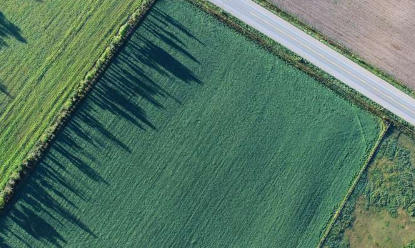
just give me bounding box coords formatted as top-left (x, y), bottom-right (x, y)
top-left (270, 0), bottom-right (415, 90)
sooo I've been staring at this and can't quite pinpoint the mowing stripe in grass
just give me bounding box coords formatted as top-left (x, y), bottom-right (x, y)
top-left (0, 0), bottom-right (156, 210)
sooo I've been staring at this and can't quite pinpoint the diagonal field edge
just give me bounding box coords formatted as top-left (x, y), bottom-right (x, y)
top-left (0, 0), bottom-right (158, 211)
top-left (316, 121), bottom-right (390, 248)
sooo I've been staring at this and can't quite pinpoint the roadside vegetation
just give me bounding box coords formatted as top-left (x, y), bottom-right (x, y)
top-left (0, 0), bottom-right (146, 203)
top-left (0, 0), bottom-right (382, 247)
top-left (267, 0), bottom-right (415, 94)
top-left (324, 127), bottom-right (415, 248)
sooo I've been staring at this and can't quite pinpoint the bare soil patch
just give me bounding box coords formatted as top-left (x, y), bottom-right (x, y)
top-left (345, 198), bottom-right (415, 248)
top-left (270, 0), bottom-right (415, 90)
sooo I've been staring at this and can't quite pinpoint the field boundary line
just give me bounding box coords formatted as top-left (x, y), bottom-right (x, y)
top-left (0, 0), bottom-right (158, 211)
top-left (316, 121), bottom-right (390, 248)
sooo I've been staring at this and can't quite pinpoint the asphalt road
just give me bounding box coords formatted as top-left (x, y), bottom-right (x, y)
top-left (208, 0), bottom-right (415, 126)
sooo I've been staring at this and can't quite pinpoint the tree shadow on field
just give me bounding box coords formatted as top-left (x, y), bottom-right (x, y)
top-left (0, 3), bottom-right (203, 247)
top-left (0, 11), bottom-right (26, 50)
top-left (0, 82), bottom-right (11, 98)
top-left (85, 5), bottom-right (202, 132)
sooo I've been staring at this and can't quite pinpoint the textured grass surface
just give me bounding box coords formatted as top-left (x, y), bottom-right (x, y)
top-left (0, 0), bottom-right (143, 191)
top-left (0, 0), bottom-right (381, 247)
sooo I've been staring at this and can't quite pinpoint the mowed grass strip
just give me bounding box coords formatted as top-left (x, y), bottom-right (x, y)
top-left (0, 0), bottom-right (382, 247)
top-left (0, 0), bottom-right (144, 190)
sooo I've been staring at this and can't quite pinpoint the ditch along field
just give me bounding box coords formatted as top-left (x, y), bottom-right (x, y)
top-left (0, 0), bottom-right (145, 194)
top-left (324, 128), bottom-right (415, 248)
top-left (0, 0), bottom-right (382, 247)
top-left (269, 0), bottom-right (415, 91)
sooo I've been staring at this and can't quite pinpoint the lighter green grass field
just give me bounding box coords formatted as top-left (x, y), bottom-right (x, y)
top-left (0, 0), bottom-right (382, 247)
top-left (0, 0), bottom-right (144, 191)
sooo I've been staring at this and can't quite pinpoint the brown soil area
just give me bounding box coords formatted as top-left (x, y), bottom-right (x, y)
top-left (270, 0), bottom-right (415, 90)
top-left (344, 198), bottom-right (415, 248)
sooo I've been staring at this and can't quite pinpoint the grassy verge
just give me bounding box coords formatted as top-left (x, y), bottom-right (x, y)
top-left (0, 0), bottom-right (157, 210)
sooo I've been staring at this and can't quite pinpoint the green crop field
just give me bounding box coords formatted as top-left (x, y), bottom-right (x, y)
top-left (0, 0), bottom-right (144, 192)
top-left (0, 0), bottom-right (382, 247)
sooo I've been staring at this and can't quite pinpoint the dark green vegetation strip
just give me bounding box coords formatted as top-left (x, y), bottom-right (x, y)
top-left (0, 0), bottom-right (147, 199)
top-left (324, 127), bottom-right (415, 248)
top-left (0, 0), bottom-right (157, 209)
top-left (0, 0), bottom-right (381, 247)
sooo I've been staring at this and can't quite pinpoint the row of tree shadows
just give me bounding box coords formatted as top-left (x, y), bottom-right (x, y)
top-left (0, 5), bottom-right (204, 247)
